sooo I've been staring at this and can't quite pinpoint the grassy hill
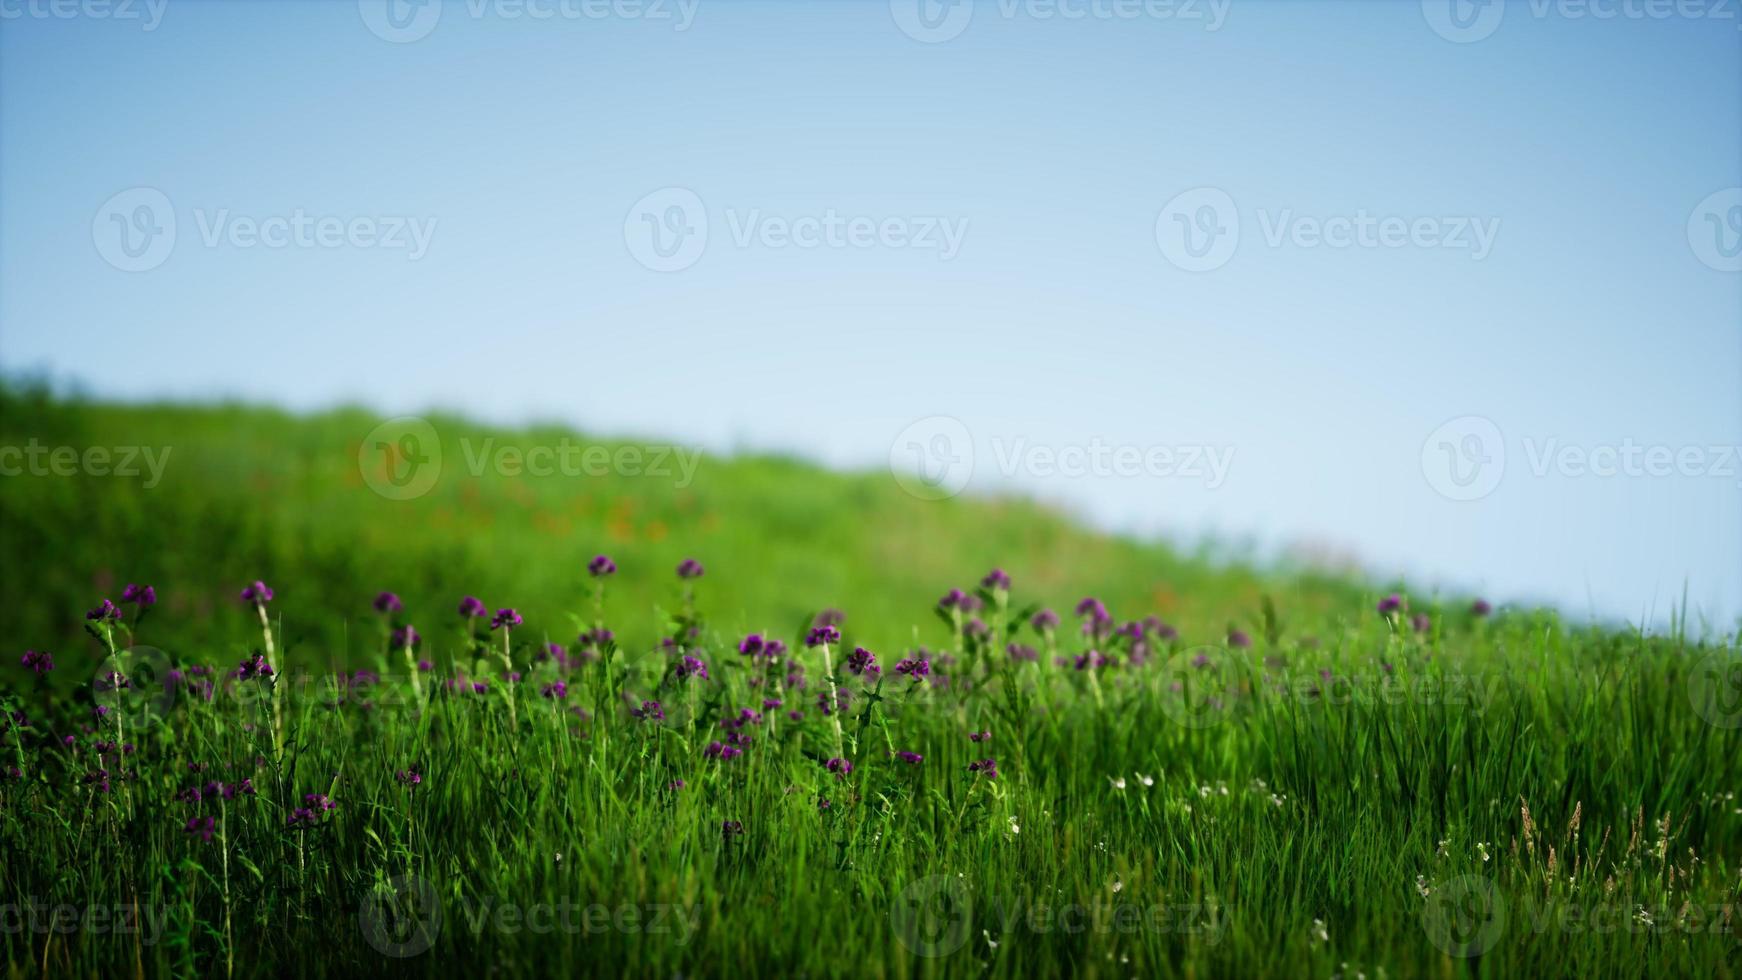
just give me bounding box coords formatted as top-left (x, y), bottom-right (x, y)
top-left (0, 380), bottom-right (1386, 669)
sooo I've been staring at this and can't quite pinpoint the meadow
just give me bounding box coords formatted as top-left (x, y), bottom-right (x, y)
top-left (2, 383), bottom-right (1739, 978)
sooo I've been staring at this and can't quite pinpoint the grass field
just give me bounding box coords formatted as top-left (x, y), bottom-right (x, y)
top-left (2, 383), bottom-right (1740, 978)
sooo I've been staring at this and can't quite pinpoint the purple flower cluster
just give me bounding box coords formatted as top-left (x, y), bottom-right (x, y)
top-left (981, 568), bottom-right (1012, 591)
top-left (895, 751), bottom-right (924, 765)
top-left (121, 583), bottom-right (156, 608)
top-left (86, 599), bottom-right (121, 623)
top-left (676, 558), bottom-right (704, 579)
top-left (458, 596), bottom-right (487, 618)
top-left (631, 700), bottom-right (664, 722)
top-left (184, 816), bottom-right (216, 843)
top-left (1377, 593), bottom-right (1405, 616)
top-left (236, 654), bottom-right (274, 680)
top-left (588, 554), bottom-right (617, 577)
top-left (805, 625), bottom-right (839, 648)
top-left (240, 581), bottom-right (274, 606)
top-left (286, 793), bottom-right (336, 828)
top-left (894, 657), bottom-right (930, 679)
top-left (1031, 608), bottom-right (1060, 631)
top-left (824, 757), bottom-right (853, 780)
top-left (391, 625), bottom-right (420, 648)
top-left (373, 591), bottom-right (402, 614)
top-left (541, 681), bottom-right (568, 700)
top-left (968, 758), bottom-right (999, 779)
top-left (676, 655), bottom-right (709, 680)
top-left (490, 608), bottom-right (522, 630)
top-left (704, 741), bottom-right (742, 761)
top-left (20, 649), bottom-right (54, 675)
top-left (846, 646), bottom-right (879, 676)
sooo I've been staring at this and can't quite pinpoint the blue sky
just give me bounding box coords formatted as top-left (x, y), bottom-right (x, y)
top-left (2, 0), bottom-right (1739, 626)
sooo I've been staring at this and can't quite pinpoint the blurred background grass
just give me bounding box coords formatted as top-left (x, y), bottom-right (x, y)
top-left (2, 378), bottom-right (1393, 667)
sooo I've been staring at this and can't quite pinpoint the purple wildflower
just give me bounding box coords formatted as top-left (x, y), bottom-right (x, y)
top-left (85, 599), bottom-right (121, 622)
top-left (894, 657), bottom-right (930, 679)
top-left (391, 625), bottom-right (420, 648)
top-left (969, 730), bottom-right (991, 742)
top-left (184, 816), bottom-right (216, 843)
top-left (1411, 613), bottom-right (1432, 633)
top-left (120, 584), bottom-right (157, 607)
top-left (490, 608), bottom-right (522, 630)
top-left (20, 649), bottom-right (54, 675)
top-left (968, 758), bottom-right (999, 779)
top-left (632, 700), bottom-right (665, 721)
top-left (236, 654), bottom-right (273, 680)
top-left (812, 608), bottom-right (845, 628)
top-left (239, 581), bottom-right (273, 606)
top-left (373, 592), bottom-right (403, 614)
top-left (457, 596), bottom-right (486, 618)
top-left (704, 741), bottom-right (742, 761)
top-left (824, 757), bottom-right (853, 779)
top-left (588, 554), bottom-right (617, 577)
top-left (1031, 608), bottom-right (1060, 631)
top-left (677, 656), bottom-right (708, 680)
top-left (721, 820), bottom-right (744, 837)
top-left (1472, 599), bottom-right (1493, 617)
top-left (541, 681), bottom-right (569, 700)
top-left (1227, 629), bottom-right (1252, 649)
top-left (738, 633), bottom-right (765, 657)
top-left (805, 625), bottom-right (840, 648)
top-left (1377, 593), bottom-right (1405, 616)
top-left (846, 646), bottom-right (879, 676)
top-left (676, 558), bottom-right (705, 579)
top-left (981, 568), bottom-right (1012, 591)
top-left (396, 769), bottom-right (423, 789)
top-left (1074, 597), bottom-right (1108, 620)
top-left (896, 751), bottom-right (924, 765)
top-left (1006, 643), bottom-right (1038, 663)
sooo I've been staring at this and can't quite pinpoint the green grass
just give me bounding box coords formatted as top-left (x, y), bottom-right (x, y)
top-left (2, 383), bottom-right (1739, 978)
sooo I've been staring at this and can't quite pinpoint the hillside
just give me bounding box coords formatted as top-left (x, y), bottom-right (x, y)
top-left (0, 380), bottom-right (1386, 668)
